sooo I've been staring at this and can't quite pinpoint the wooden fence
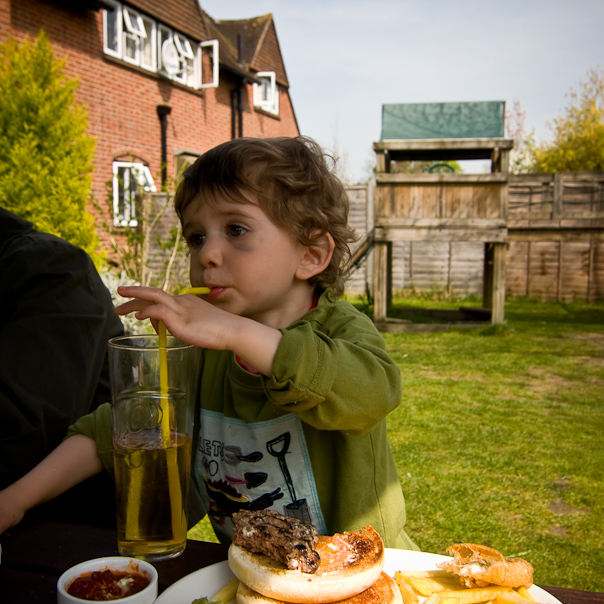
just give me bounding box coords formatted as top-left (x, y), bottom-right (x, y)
top-left (507, 172), bottom-right (604, 302)
top-left (345, 172), bottom-right (604, 303)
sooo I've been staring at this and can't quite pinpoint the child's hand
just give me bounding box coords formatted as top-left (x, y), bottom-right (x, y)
top-left (0, 486), bottom-right (26, 533)
top-left (115, 286), bottom-right (238, 351)
top-left (115, 286), bottom-right (282, 376)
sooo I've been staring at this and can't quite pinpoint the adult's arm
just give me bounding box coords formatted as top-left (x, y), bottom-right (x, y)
top-left (0, 434), bottom-right (103, 533)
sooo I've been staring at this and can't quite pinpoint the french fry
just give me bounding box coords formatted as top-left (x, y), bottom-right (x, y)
top-left (496, 589), bottom-right (538, 604)
top-left (404, 576), bottom-right (465, 596)
top-left (515, 587), bottom-right (535, 601)
top-left (442, 599), bottom-right (461, 604)
top-left (397, 570), bottom-right (454, 579)
top-left (425, 594), bottom-right (444, 604)
top-left (395, 572), bottom-right (420, 604)
top-left (210, 577), bottom-right (240, 603)
top-left (436, 586), bottom-right (511, 604)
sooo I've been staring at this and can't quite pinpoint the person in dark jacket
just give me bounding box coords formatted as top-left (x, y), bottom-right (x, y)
top-left (0, 207), bottom-right (123, 525)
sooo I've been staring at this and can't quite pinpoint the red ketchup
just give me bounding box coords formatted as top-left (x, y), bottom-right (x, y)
top-left (67, 568), bottom-right (150, 601)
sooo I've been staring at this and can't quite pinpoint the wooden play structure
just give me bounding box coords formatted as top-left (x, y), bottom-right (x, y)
top-left (369, 101), bottom-right (513, 326)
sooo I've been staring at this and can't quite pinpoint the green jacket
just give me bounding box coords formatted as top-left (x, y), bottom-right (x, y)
top-left (68, 289), bottom-right (417, 550)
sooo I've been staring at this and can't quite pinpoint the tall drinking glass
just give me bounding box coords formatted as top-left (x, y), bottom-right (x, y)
top-left (108, 334), bottom-right (196, 561)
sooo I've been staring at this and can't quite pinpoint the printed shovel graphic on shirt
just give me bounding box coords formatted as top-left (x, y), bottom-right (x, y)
top-left (196, 410), bottom-right (327, 538)
top-left (267, 432), bottom-right (311, 523)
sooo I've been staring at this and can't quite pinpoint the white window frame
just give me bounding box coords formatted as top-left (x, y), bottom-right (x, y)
top-left (102, 1), bottom-right (218, 89)
top-left (159, 28), bottom-right (198, 87)
top-left (140, 15), bottom-right (157, 71)
top-left (253, 71), bottom-right (279, 115)
top-left (174, 33), bottom-right (194, 60)
top-left (199, 39), bottom-right (219, 89)
top-left (122, 6), bottom-right (145, 66)
top-left (112, 161), bottom-right (157, 227)
top-left (102, 0), bottom-right (122, 59)
top-left (121, 6), bottom-right (157, 71)
top-left (123, 7), bottom-right (146, 38)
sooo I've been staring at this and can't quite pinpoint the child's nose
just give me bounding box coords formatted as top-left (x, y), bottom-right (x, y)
top-left (196, 234), bottom-right (222, 268)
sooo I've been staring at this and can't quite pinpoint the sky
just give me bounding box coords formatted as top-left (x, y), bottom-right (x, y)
top-left (199, 0), bottom-right (604, 182)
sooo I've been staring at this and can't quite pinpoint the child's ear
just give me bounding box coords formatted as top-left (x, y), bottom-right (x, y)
top-left (296, 233), bottom-right (335, 280)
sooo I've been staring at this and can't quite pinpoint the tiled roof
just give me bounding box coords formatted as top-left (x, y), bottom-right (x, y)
top-left (120, 1), bottom-right (289, 87)
top-left (125, 0), bottom-right (209, 42)
top-left (203, 11), bottom-right (289, 87)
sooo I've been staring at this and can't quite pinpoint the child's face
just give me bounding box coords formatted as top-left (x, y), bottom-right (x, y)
top-left (182, 193), bottom-right (315, 328)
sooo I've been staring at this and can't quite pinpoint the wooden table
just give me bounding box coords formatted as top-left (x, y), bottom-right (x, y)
top-left (1, 519), bottom-right (603, 604)
top-left (0, 519), bottom-right (229, 602)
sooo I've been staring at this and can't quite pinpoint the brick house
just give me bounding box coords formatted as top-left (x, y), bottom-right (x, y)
top-left (1, 0), bottom-right (299, 285)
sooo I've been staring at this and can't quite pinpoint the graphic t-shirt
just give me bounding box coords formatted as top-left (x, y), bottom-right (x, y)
top-left (194, 409), bottom-right (327, 542)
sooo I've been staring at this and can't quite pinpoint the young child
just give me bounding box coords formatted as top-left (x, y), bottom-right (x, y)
top-left (0, 137), bottom-right (417, 550)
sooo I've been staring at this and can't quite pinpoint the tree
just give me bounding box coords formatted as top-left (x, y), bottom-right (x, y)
top-left (0, 32), bottom-right (99, 260)
top-left (505, 99), bottom-right (537, 174)
top-left (534, 66), bottom-right (604, 172)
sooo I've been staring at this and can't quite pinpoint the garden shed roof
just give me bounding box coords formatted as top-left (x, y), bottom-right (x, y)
top-left (381, 101), bottom-right (506, 140)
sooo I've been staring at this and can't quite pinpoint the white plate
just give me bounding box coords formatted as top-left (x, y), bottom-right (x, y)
top-left (155, 549), bottom-right (562, 604)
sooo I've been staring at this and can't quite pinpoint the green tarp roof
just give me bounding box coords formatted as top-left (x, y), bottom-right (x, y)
top-left (381, 101), bottom-right (505, 140)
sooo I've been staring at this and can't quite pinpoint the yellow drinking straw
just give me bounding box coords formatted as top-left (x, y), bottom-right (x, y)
top-left (125, 286), bottom-right (211, 545)
top-left (157, 286), bottom-right (209, 541)
top-left (180, 287), bottom-right (211, 295)
top-left (158, 287), bottom-right (209, 445)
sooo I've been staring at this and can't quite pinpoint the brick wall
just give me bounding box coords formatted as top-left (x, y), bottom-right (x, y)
top-left (1, 0), bottom-right (299, 258)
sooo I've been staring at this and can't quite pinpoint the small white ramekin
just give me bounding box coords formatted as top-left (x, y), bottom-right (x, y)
top-left (57, 556), bottom-right (158, 604)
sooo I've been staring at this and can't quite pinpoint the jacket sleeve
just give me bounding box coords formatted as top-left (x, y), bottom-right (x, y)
top-left (262, 300), bottom-right (402, 434)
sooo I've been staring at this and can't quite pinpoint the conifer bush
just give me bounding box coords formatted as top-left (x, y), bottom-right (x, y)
top-left (0, 31), bottom-right (99, 261)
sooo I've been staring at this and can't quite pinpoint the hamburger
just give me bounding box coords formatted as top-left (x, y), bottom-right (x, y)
top-left (228, 510), bottom-right (399, 604)
top-left (437, 543), bottom-right (534, 588)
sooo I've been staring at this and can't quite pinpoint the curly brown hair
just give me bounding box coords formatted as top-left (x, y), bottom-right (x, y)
top-left (174, 136), bottom-right (357, 296)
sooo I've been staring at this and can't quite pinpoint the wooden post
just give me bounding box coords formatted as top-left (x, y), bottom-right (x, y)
top-left (375, 150), bottom-right (390, 174)
top-left (373, 241), bottom-right (391, 323)
top-left (387, 242), bottom-right (393, 310)
top-left (447, 242), bottom-right (453, 296)
top-left (491, 242), bottom-right (506, 323)
top-left (483, 242), bottom-right (493, 308)
top-left (526, 241), bottom-right (532, 298)
top-left (483, 242), bottom-right (506, 323)
top-left (556, 241), bottom-right (562, 302)
top-left (587, 240), bottom-right (595, 303)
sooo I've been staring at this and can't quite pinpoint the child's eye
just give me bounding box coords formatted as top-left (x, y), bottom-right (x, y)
top-left (226, 224), bottom-right (247, 237)
top-left (186, 233), bottom-right (206, 248)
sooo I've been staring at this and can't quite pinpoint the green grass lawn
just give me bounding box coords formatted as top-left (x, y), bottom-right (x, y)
top-left (189, 295), bottom-right (604, 592)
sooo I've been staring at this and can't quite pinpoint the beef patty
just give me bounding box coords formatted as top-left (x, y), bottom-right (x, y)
top-left (231, 509), bottom-right (320, 574)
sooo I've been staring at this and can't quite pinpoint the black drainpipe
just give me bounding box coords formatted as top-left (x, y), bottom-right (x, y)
top-left (237, 85), bottom-right (243, 138)
top-left (237, 34), bottom-right (243, 137)
top-left (156, 105), bottom-right (172, 186)
top-left (231, 89), bottom-right (238, 139)
top-left (231, 34), bottom-right (244, 139)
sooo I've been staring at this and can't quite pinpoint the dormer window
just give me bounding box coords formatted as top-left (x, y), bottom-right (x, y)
top-left (102, 0), bottom-right (218, 89)
top-left (158, 25), bottom-right (197, 87)
top-left (253, 71), bottom-right (279, 115)
top-left (122, 6), bottom-right (156, 70)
